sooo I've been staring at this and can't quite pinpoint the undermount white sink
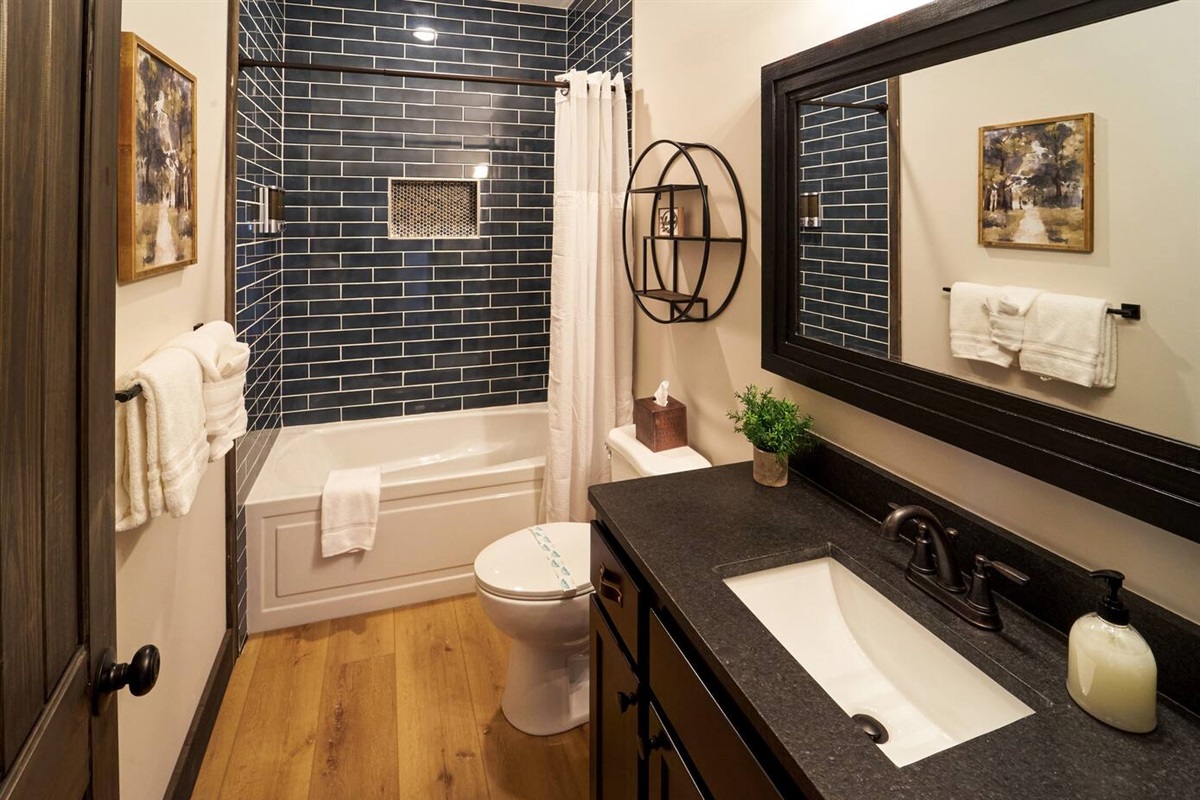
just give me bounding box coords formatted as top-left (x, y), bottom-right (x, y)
top-left (723, 556), bottom-right (1033, 767)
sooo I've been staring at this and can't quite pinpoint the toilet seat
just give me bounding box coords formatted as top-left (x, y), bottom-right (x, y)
top-left (475, 522), bottom-right (593, 601)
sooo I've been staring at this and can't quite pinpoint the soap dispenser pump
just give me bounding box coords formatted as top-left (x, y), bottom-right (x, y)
top-left (1066, 570), bottom-right (1157, 733)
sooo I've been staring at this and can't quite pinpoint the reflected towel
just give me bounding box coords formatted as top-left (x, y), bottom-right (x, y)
top-left (1020, 292), bottom-right (1116, 388)
top-left (949, 282), bottom-right (1012, 367)
top-left (321, 467), bottom-right (382, 557)
top-left (988, 285), bottom-right (1043, 351)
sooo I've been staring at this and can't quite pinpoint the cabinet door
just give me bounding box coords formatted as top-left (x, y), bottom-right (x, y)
top-left (591, 599), bottom-right (640, 800)
top-left (647, 704), bottom-right (706, 800)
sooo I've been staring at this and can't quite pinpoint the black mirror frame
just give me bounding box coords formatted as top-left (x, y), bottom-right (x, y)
top-left (762, 0), bottom-right (1200, 541)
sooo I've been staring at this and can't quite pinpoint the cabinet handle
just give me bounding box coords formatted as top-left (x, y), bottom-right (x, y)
top-left (639, 732), bottom-right (671, 760)
top-left (598, 563), bottom-right (624, 607)
top-left (617, 690), bottom-right (639, 713)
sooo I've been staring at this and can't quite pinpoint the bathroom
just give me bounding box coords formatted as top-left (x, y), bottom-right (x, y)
top-left (4, 1), bottom-right (1195, 800)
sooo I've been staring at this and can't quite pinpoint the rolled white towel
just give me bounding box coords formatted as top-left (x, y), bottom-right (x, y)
top-left (321, 467), bottom-right (383, 557)
top-left (160, 321), bottom-right (251, 460)
top-left (205, 374), bottom-right (248, 460)
top-left (988, 285), bottom-right (1043, 352)
top-left (949, 282), bottom-right (1012, 367)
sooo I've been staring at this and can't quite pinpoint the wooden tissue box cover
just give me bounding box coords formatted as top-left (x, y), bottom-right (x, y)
top-left (633, 396), bottom-right (688, 452)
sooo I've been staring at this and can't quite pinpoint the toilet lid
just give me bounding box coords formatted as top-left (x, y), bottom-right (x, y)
top-left (474, 522), bottom-right (593, 600)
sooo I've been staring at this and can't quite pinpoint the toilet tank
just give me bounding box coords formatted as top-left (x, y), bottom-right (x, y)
top-left (606, 424), bottom-right (711, 481)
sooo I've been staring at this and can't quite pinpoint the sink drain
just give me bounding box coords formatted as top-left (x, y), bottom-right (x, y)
top-left (851, 713), bottom-right (889, 744)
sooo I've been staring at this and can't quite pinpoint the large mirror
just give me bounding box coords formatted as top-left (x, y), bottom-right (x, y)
top-left (763, 0), bottom-right (1200, 540)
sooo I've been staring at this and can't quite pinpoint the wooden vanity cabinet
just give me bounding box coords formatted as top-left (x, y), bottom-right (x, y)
top-left (589, 521), bottom-right (797, 800)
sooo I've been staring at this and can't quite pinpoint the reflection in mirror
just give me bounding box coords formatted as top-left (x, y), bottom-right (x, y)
top-left (795, 79), bottom-right (897, 358)
top-left (791, 2), bottom-right (1199, 445)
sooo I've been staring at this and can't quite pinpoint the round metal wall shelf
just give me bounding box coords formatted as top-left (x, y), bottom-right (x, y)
top-left (622, 140), bottom-right (747, 324)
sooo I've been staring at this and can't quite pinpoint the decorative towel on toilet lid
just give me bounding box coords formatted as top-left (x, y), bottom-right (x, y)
top-left (473, 522), bottom-right (593, 600)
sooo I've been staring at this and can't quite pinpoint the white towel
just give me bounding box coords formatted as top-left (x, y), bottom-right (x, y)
top-left (1019, 292), bottom-right (1116, 388)
top-left (116, 348), bottom-right (209, 527)
top-left (988, 285), bottom-right (1043, 351)
top-left (115, 394), bottom-right (150, 531)
top-left (949, 282), bottom-right (1012, 367)
top-left (160, 322), bottom-right (251, 460)
top-left (321, 467), bottom-right (382, 557)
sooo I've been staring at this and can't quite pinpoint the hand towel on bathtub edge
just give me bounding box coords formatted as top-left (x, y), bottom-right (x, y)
top-left (321, 466), bottom-right (383, 557)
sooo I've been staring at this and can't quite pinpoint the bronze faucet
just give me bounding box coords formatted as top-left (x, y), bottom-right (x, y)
top-left (880, 504), bottom-right (967, 593)
top-left (880, 504), bottom-right (1029, 631)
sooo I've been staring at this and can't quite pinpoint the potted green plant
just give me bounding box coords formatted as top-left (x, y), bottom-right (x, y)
top-left (727, 385), bottom-right (815, 487)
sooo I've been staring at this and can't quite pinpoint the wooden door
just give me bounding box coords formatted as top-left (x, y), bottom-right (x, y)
top-left (0, 0), bottom-right (120, 797)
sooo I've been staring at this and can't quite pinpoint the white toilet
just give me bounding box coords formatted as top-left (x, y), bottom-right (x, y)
top-left (473, 424), bottom-right (710, 735)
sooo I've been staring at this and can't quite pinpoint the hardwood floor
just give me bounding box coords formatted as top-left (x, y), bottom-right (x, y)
top-left (193, 596), bottom-right (590, 799)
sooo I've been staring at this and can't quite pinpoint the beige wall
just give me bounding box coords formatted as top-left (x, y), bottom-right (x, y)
top-left (631, 0), bottom-right (1200, 622)
top-left (115, 2), bottom-right (229, 798)
top-left (900, 1), bottom-right (1200, 444)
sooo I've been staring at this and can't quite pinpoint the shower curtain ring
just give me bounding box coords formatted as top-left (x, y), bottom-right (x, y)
top-left (559, 84), bottom-right (570, 97)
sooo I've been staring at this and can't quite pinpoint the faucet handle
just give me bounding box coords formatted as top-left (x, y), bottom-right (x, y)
top-left (984, 557), bottom-right (1029, 587)
top-left (967, 555), bottom-right (1030, 626)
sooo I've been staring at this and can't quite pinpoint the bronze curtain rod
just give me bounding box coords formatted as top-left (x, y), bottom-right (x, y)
top-left (801, 98), bottom-right (889, 115)
top-left (239, 57), bottom-right (624, 92)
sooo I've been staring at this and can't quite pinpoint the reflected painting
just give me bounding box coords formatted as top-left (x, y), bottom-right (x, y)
top-left (979, 113), bottom-right (1093, 252)
top-left (118, 33), bottom-right (198, 282)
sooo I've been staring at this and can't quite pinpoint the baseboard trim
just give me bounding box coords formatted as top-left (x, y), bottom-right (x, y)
top-left (163, 627), bottom-right (236, 800)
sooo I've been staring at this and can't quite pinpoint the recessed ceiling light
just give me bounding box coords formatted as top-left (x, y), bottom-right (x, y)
top-left (413, 27), bottom-right (437, 43)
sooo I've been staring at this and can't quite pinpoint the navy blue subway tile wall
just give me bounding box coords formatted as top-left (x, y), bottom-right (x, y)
top-left (276, 0), bottom-right (570, 425)
top-left (567, 0), bottom-right (631, 76)
top-left (796, 81), bottom-right (892, 358)
top-left (235, 0), bottom-right (287, 650)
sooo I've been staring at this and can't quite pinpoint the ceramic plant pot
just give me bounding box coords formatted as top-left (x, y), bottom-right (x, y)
top-left (752, 446), bottom-right (788, 487)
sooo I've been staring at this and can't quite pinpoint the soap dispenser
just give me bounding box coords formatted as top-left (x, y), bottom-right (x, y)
top-left (1066, 570), bottom-right (1157, 733)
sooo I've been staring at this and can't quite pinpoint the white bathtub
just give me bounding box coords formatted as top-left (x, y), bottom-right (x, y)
top-left (245, 404), bottom-right (547, 633)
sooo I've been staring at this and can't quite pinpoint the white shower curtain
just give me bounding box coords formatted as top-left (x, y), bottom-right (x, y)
top-left (540, 71), bottom-right (633, 523)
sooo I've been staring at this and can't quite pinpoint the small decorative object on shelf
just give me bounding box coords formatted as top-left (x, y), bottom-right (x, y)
top-left (623, 140), bottom-right (747, 324)
top-left (656, 206), bottom-right (685, 236)
top-left (727, 385), bottom-right (815, 487)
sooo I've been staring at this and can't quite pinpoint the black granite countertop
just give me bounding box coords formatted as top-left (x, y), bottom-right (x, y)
top-left (588, 463), bottom-right (1200, 800)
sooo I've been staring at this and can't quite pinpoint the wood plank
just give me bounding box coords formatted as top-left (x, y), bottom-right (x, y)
top-left (308, 655), bottom-right (399, 800)
top-left (40, 0), bottom-right (84, 696)
top-left (81, 0), bottom-right (122, 791)
top-left (0, 655), bottom-right (89, 800)
top-left (0, 0), bottom-right (50, 771)
top-left (453, 596), bottom-right (589, 800)
top-left (192, 635), bottom-right (263, 800)
top-left (218, 621), bottom-right (330, 800)
top-left (325, 610), bottom-right (394, 666)
top-left (393, 599), bottom-right (489, 799)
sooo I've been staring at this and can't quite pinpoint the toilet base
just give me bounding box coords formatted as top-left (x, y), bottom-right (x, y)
top-left (500, 638), bottom-right (590, 736)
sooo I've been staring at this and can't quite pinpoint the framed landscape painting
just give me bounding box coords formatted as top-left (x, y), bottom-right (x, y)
top-left (118, 33), bottom-right (198, 282)
top-left (978, 112), bottom-right (1093, 253)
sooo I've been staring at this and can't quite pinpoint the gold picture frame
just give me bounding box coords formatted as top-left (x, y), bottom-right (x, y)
top-left (978, 112), bottom-right (1093, 253)
top-left (118, 33), bottom-right (198, 282)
